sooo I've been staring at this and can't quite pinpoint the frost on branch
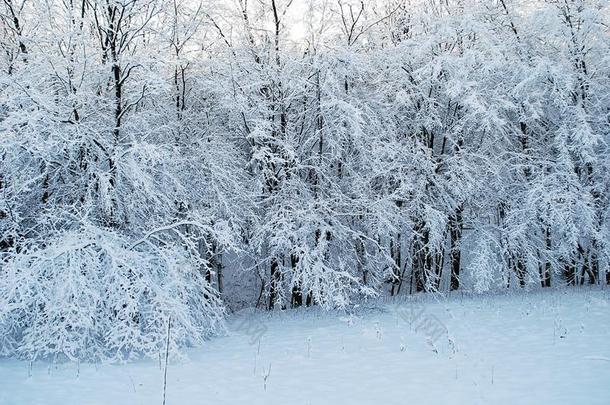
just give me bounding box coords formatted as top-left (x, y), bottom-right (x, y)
top-left (0, 225), bottom-right (225, 362)
top-left (467, 230), bottom-right (503, 293)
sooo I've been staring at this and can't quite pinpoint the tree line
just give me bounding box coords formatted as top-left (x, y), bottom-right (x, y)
top-left (0, 0), bottom-right (608, 361)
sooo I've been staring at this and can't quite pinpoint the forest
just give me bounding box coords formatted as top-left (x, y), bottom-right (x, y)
top-left (0, 0), bottom-right (608, 362)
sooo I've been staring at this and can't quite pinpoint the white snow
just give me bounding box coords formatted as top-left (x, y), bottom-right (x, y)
top-left (1, 288), bottom-right (609, 405)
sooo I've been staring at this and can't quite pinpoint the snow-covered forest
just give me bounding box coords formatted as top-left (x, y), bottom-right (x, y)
top-left (0, 0), bottom-right (609, 366)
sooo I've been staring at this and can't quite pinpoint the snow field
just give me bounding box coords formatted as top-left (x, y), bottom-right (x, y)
top-left (1, 288), bottom-right (609, 405)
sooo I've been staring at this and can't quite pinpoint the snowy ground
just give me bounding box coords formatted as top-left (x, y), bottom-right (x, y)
top-left (1, 288), bottom-right (609, 405)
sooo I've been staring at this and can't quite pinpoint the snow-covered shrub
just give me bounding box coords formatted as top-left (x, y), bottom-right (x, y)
top-left (0, 225), bottom-right (225, 362)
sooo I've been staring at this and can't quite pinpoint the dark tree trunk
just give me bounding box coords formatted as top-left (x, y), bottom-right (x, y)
top-left (449, 206), bottom-right (463, 291)
top-left (538, 225), bottom-right (552, 287)
top-left (269, 257), bottom-right (280, 309)
top-left (578, 244), bottom-right (596, 285)
top-left (422, 228), bottom-right (434, 292)
top-left (564, 259), bottom-right (576, 286)
top-left (543, 226), bottom-right (551, 287)
top-left (290, 254), bottom-right (302, 307)
top-left (305, 291), bottom-right (313, 307)
top-left (591, 251), bottom-right (599, 286)
top-left (390, 233), bottom-right (401, 296)
top-left (515, 256), bottom-right (526, 287)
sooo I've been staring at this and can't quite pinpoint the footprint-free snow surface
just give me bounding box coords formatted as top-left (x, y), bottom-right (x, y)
top-left (1, 288), bottom-right (609, 405)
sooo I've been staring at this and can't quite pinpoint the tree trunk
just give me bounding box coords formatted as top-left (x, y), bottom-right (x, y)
top-left (564, 258), bottom-right (576, 286)
top-left (269, 257), bottom-right (280, 309)
top-left (290, 254), bottom-right (302, 307)
top-left (515, 256), bottom-right (526, 287)
top-left (543, 226), bottom-right (551, 287)
top-left (449, 206), bottom-right (463, 291)
top-left (390, 233), bottom-right (401, 296)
